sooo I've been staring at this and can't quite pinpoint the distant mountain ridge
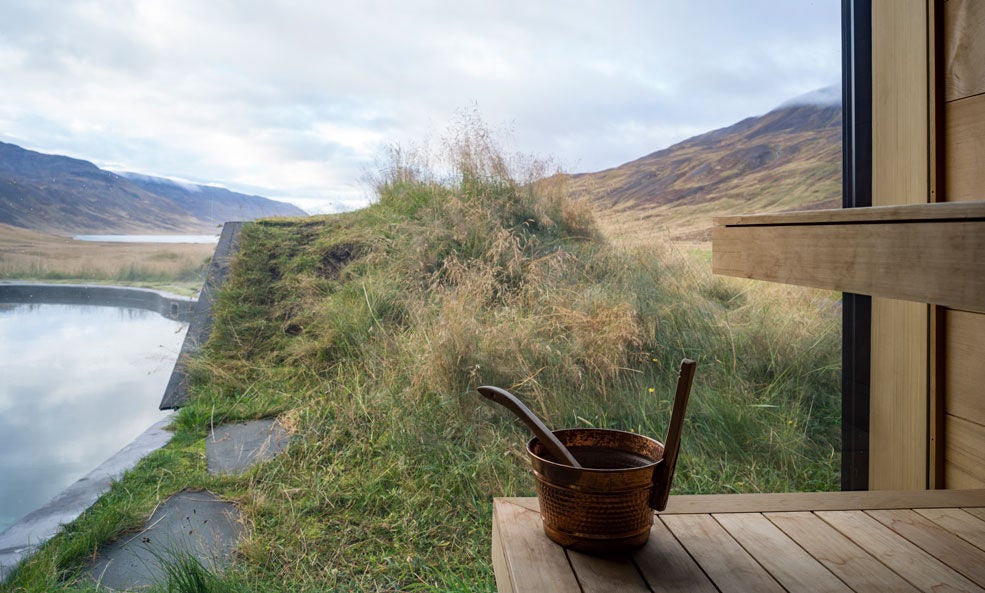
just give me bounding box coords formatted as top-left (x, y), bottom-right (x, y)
top-left (569, 91), bottom-right (842, 241)
top-left (117, 171), bottom-right (307, 228)
top-left (0, 141), bottom-right (306, 234)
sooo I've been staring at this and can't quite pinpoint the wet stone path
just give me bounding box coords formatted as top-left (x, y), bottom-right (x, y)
top-left (86, 419), bottom-right (290, 591)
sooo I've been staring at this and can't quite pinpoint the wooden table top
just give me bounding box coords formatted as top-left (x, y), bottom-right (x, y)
top-left (492, 490), bottom-right (985, 593)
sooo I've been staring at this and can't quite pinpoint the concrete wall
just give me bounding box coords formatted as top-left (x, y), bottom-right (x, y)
top-left (0, 283), bottom-right (196, 322)
top-left (159, 221), bottom-right (243, 409)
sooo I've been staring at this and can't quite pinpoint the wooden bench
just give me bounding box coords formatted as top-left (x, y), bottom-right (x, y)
top-left (492, 490), bottom-right (985, 592)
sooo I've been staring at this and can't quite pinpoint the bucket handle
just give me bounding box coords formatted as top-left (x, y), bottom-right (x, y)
top-left (650, 359), bottom-right (696, 512)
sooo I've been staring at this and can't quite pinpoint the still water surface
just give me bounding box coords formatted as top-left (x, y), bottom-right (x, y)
top-left (0, 304), bottom-right (186, 534)
top-left (72, 234), bottom-right (219, 244)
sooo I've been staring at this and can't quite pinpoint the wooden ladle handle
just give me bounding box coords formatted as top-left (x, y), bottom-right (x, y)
top-left (477, 385), bottom-right (582, 468)
top-left (650, 359), bottom-right (697, 511)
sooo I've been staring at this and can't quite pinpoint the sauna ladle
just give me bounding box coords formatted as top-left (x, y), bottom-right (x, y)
top-left (477, 386), bottom-right (583, 468)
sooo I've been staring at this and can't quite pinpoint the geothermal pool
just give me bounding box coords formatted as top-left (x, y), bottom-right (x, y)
top-left (0, 303), bottom-right (186, 534)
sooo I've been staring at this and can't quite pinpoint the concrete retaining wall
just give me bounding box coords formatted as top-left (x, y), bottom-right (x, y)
top-left (159, 221), bottom-right (243, 409)
top-left (0, 283), bottom-right (196, 322)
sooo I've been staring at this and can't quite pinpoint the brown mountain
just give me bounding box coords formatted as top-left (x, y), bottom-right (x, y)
top-left (0, 141), bottom-right (307, 234)
top-left (568, 99), bottom-right (841, 242)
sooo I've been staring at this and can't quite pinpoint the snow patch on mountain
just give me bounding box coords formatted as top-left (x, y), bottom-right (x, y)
top-left (776, 85), bottom-right (841, 109)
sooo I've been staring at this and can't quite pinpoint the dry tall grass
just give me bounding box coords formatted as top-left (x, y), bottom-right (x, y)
top-left (0, 224), bottom-right (214, 294)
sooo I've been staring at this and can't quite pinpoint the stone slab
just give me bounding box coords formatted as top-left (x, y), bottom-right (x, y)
top-left (206, 419), bottom-right (290, 475)
top-left (87, 489), bottom-right (244, 591)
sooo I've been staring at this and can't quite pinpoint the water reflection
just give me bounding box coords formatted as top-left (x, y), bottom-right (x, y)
top-left (0, 304), bottom-right (186, 534)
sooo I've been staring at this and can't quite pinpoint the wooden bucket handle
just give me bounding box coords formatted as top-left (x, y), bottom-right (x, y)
top-left (650, 358), bottom-right (696, 511)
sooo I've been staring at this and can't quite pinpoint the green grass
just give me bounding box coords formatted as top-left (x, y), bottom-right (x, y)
top-left (3, 118), bottom-right (840, 592)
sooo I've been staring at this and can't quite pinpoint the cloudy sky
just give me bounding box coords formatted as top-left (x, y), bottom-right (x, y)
top-left (0, 1), bottom-right (841, 213)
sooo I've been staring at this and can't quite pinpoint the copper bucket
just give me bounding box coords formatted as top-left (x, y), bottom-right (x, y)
top-left (481, 359), bottom-right (696, 554)
top-left (528, 428), bottom-right (665, 553)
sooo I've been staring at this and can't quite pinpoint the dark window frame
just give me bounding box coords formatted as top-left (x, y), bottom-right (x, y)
top-left (840, 0), bottom-right (872, 491)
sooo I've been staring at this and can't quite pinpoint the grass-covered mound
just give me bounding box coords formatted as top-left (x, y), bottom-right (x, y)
top-left (4, 121), bottom-right (840, 592)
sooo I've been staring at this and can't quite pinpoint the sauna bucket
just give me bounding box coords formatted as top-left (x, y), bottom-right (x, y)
top-left (519, 359), bottom-right (695, 554)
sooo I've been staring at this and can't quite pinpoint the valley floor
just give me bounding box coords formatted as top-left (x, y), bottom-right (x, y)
top-left (0, 224), bottom-right (215, 296)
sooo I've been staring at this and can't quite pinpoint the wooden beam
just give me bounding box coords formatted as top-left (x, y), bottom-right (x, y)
top-left (712, 201), bottom-right (985, 314)
top-left (496, 491), bottom-right (985, 515)
top-left (714, 200), bottom-right (984, 226)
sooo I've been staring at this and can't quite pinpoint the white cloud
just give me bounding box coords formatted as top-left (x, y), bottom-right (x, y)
top-left (780, 85), bottom-right (842, 109)
top-left (0, 0), bottom-right (841, 212)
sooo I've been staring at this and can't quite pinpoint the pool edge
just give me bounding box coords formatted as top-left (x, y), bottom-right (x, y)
top-left (0, 415), bottom-right (175, 581)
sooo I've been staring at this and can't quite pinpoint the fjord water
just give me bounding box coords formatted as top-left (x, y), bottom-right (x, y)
top-left (0, 303), bottom-right (186, 534)
top-left (72, 234), bottom-right (219, 244)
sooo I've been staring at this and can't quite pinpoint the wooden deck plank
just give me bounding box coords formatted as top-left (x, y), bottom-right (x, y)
top-left (566, 551), bottom-right (648, 593)
top-left (660, 489), bottom-right (985, 514)
top-left (715, 512), bottom-right (852, 593)
top-left (499, 491), bottom-right (985, 515)
top-left (868, 509), bottom-right (985, 587)
top-left (964, 508), bottom-right (985, 523)
top-left (766, 511), bottom-right (921, 592)
top-left (492, 505), bottom-right (514, 593)
top-left (817, 510), bottom-right (984, 593)
top-left (713, 201), bottom-right (985, 227)
top-left (661, 514), bottom-right (785, 593)
top-left (632, 517), bottom-right (717, 593)
top-left (497, 497), bottom-right (540, 513)
top-left (915, 508), bottom-right (985, 552)
top-left (493, 495), bottom-right (985, 593)
top-left (492, 499), bottom-right (582, 593)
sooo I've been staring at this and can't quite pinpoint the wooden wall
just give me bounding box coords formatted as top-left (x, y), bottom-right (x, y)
top-left (941, 0), bottom-right (985, 488)
top-left (944, 0), bottom-right (985, 201)
top-left (863, 0), bottom-right (985, 489)
top-left (867, 0), bottom-right (931, 490)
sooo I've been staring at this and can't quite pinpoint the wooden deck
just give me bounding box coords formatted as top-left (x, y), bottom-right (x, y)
top-left (492, 490), bottom-right (985, 592)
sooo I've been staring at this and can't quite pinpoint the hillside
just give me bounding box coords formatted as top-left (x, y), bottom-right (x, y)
top-left (119, 172), bottom-right (307, 228)
top-left (0, 141), bottom-right (306, 234)
top-left (569, 93), bottom-right (842, 242)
